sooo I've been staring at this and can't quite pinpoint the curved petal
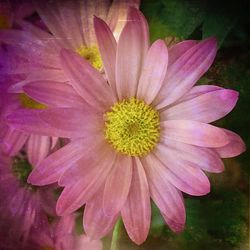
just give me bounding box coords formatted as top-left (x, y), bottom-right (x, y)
top-left (116, 7), bottom-right (149, 99)
top-left (161, 213), bottom-right (185, 233)
top-left (154, 143), bottom-right (211, 196)
top-left (79, 0), bottom-right (110, 46)
top-left (175, 85), bottom-right (223, 103)
top-left (168, 40), bottom-right (198, 66)
top-left (23, 81), bottom-right (85, 108)
top-left (7, 107), bottom-right (101, 138)
top-left (161, 89), bottom-right (238, 123)
top-left (56, 145), bottom-right (116, 215)
top-left (35, 0), bottom-right (84, 49)
top-left (28, 137), bottom-right (102, 185)
top-left (161, 120), bottom-right (229, 147)
top-left (107, 0), bottom-right (140, 41)
top-left (155, 37), bottom-right (217, 108)
top-left (94, 16), bottom-right (117, 94)
top-left (103, 155), bottom-right (133, 216)
top-left (142, 156), bottom-right (186, 226)
top-left (121, 158), bottom-right (151, 245)
top-left (2, 128), bottom-right (28, 156)
top-left (60, 49), bottom-right (116, 111)
top-left (161, 139), bottom-right (224, 173)
top-left (83, 187), bottom-right (118, 239)
top-left (215, 129), bottom-right (246, 158)
top-left (137, 39), bottom-right (168, 104)
top-left (27, 135), bottom-right (51, 166)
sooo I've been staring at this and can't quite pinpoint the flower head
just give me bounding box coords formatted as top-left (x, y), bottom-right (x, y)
top-left (8, 7), bottom-right (246, 245)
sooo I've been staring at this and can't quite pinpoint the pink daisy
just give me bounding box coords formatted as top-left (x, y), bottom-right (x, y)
top-left (33, 215), bottom-right (102, 250)
top-left (0, 150), bottom-right (56, 245)
top-left (7, 7), bottom-right (246, 245)
top-left (0, 0), bottom-right (140, 93)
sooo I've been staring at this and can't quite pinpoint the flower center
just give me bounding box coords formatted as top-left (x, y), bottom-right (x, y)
top-left (76, 45), bottom-right (102, 70)
top-left (104, 98), bottom-right (160, 156)
top-left (0, 15), bottom-right (10, 29)
top-left (19, 93), bottom-right (47, 109)
top-left (12, 152), bottom-right (34, 190)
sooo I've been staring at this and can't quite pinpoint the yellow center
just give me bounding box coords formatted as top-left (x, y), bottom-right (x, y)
top-left (0, 15), bottom-right (10, 29)
top-left (76, 45), bottom-right (102, 70)
top-left (19, 93), bottom-right (47, 109)
top-left (104, 98), bottom-right (160, 156)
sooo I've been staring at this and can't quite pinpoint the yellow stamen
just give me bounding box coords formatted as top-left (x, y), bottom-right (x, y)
top-left (19, 93), bottom-right (47, 109)
top-left (76, 45), bottom-right (102, 70)
top-left (0, 15), bottom-right (10, 29)
top-left (104, 98), bottom-right (160, 156)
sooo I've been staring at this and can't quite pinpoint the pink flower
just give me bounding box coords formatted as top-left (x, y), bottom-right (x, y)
top-left (32, 215), bottom-right (102, 250)
top-left (0, 150), bottom-right (55, 245)
top-left (7, 8), bottom-right (246, 245)
top-left (0, 0), bottom-right (140, 92)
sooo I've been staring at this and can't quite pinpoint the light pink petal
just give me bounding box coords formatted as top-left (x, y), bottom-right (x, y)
top-left (161, 139), bottom-right (224, 173)
top-left (161, 89), bottom-right (238, 123)
top-left (83, 187), bottom-right (118, 240)
top-left (121, 158), bottom-right (151, 245)
top-left (26, 135), bottom-right (51, 166)
top-left (176, 85), bottom-right (223, 103)
top-left (35, 0), bottom-right (84, 49)
top-left (23, 81), bottom-right (85, 108)
top-left (94, 16), bottom-right (117, 95)
top-left (137, 39), bottom-right (168, 104)
top-left (56, 145), bottom-right (116, 215)
top-left (153, 143), bottom-right (211, 196)
top-left (7, 107), bottom-right (101, 138)
top-left (161, 120), bottom-right (229, 147)
top-left (107, 0), bottom-right (140, 41)
top-left (142, 155), bottom-right (186, 228)
top-left (60, 49), bottom-right (116, 111)
top-left (28, 137), bottom-right (102, 185)
top-left (155, 38), bottom-right (217, 108)
top-left (80, 0), bottom-right (110, 46)
top-left (116, 7), bottom-right (149, 99)
top-left (2, 128), bottom-right (28, 156)
top-left (168, 40), bottom-right (198, 66)
top-left (215, 129), bottom-right (246, 158)
top-left (103, 155), bottom-right (133, 216)
top-left (161, 213), bottom-right (185, 233)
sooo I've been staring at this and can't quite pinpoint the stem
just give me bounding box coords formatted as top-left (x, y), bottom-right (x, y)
top-left (110, 218), bottom-right (122, 250)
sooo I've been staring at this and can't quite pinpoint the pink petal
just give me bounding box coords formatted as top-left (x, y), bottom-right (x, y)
top-left (137, 39), bottom-right (168, 104)
top-left (7, 107), bottom-right (101, 138)
top-left (107, 0), bottom-right (140, 41)
top-left (116, 7), bottom-right (149, 99)
top-left (80, 0), bottom-right (110, 46)
top-left (153, 143), bottom-right (211, 196)
top-left (168, 40), bottom-right (198, 66)
top-left (26, 135), bottom-right (51, 166)
top-left (155, 37), bottom-right (217, 108)
top-left (215, 129), bottom-right (246, 158)
top-left (161, 89), bottom-right (238, 123)
top-left (34, 0), bottom-right (84, 49)
top-left (2, 128), bottom-right (28, 156)
top-left (28, 137), bottom-right (101, 185)
top-left (56, 145), bottom-right (116, 215)
top-left (83, 187), bottom-right (118, 239)
top-left (161, 120), bottom-right (229, 147)
top-left (94, 16), bottom-right (117, 94)
top-left (23, 81), bottom-right (85, 108)
top-left (176, 85), bottom-right (223, 103)
top-left (60, 49), bottom-right (116, 111)
top-left (103, 155), bottom-right (133, 216)
top-left (121, 158), bottom-right (151, 245)
top-left (161, 213), bottom-right (185, 233)
top-left (142, 155), bottom-right (186, 226)
top-left (161, 139), bottom-right (224, 173)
